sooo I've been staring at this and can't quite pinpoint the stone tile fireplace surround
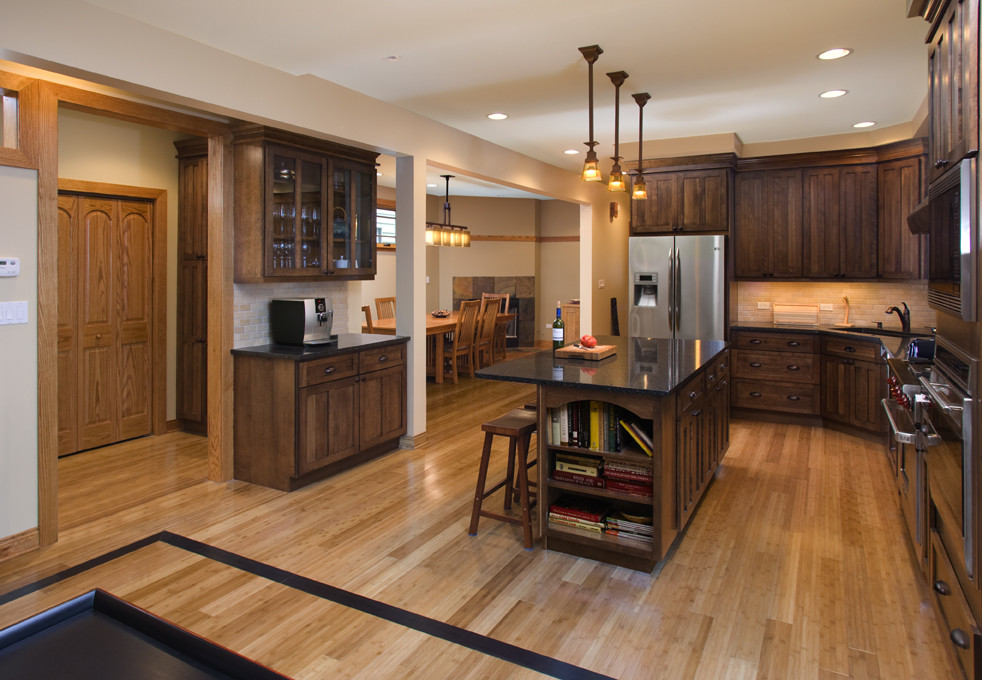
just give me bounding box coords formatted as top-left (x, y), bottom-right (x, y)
top-left (453, 276), bottom-right (535, 348)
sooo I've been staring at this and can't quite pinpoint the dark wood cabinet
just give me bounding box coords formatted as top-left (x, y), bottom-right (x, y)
top-left (175, 140), bottom-right (208, 434)
top-left (734, 169), bottom-right (803, 278)
top-left (928, 0), bottom-right (979, 182)
top-left (878, 146), bottom-right (927, 279)
top-left (730, 330), bottom-right (821, 417)
top-left (820, 336), bottom-right (886, 435)
top-left (802, 165), bottom-right (878, 278)
top-left (233, 340), bottom-right (408, 491)
top-left (631, 168), bottom-right (730, 234)
top-left (232, 124), bottom-right (379, 283)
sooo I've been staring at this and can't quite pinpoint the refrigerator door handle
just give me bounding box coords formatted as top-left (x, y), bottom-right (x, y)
top-left (674, 248), bottom-right (682, 333)
top-left (667, 247), bottom-right (676, 333)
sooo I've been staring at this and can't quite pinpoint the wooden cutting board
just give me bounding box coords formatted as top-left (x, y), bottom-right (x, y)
top-left (554, 344), bottom-right (616, 360)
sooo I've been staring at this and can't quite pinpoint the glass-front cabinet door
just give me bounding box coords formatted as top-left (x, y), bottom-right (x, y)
top-left (328, 159), bottom-right (376, 275)
top-left (265, 145), bottom-right (326, 277)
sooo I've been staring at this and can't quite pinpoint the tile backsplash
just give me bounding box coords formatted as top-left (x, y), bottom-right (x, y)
top-left (234, 281), bottom-right (348, 347)
top-left (733, 280), bottom-right (937, 332)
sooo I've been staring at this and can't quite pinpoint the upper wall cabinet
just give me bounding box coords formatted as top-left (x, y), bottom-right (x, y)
top-left (878, 140), bottom-right (928, 279)
top-left (734, 169), bottom-right (803, 278)
top-left (232, 124), bottom-right (379, 283)
top-left (801, 164), bottom-right (878, 278)
top-left (629, 155), bottom-right (734, 235)
top-left (927, 0), bottom-right (979, 183)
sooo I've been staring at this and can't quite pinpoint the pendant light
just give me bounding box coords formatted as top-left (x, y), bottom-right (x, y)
top-left (606, 70), bottom-right (628, 192)
top-left (631, 92), bottom-right (651, 200)
top-left (578, 45), bottom-right (604, 182)
top-left (425, 174), bottom-right (471, 247)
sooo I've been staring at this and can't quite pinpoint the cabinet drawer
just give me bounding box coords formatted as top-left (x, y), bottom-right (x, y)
top-left (706, 350), bottom-right (730, 385)
top-left (677, 372), bottom-right (706, 415)
top-left (732, 330), bottom-right (817, 353)
top-left (930, 530), bottom-right (981, 680)
top-left (360, 344), bottom-right (406, 373)
top-left (299, 353), bottom-right (359, 388)
top-left (731, 379), bottom-right (820, 415)
top-left (733, 350), bottom-right (819, 384)
top-left (822, 336), bottom-right (881, 362)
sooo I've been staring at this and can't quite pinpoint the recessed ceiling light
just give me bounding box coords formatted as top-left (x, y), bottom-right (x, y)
top-left (853, 121), bottom-right (876, 128)
top-left (487, 112), bottom-right (508, 120)
top-left (563, 149), bottom-right (580, 155)
top-left (817, 48), bottom-right (852, 60)
top-left (383, 55), bottom-right (401, 62)
top-left (820, 89), bottom-right (848, 98)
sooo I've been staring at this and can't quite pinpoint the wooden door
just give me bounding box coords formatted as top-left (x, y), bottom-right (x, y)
top-left (802, 167), bottom-right (841, 277)
top-left (358, 364), bottom-right (407, 450)
top-left (878, 156), bottom-right (925, 279)
top-left (59, 194), bottom-right (154, 455)
top-left (838, 165), bottom-right (877, 278)
top-left (298, 377), bottom-right (359, 474)
top-left (679, 169), bottom-right (728, 233)
top-left (632, 173), bottom-right (678, 234)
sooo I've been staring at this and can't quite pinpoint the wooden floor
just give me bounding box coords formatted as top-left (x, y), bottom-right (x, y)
top-left (0, 369), bottom-right (962, 679)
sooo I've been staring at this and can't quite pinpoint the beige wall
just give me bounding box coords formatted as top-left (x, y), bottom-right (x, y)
top-left (0, 166), bottom-right (39, 538)
top-left (58, 108), bottom-right (184, 421)
top-left (537, 200), bottom-right (580, 340)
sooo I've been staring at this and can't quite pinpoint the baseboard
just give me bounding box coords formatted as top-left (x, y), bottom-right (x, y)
top-left (0, 528), bottom-right (39, 562)
top-left (165, 419), bottom-right (182, 433)
top-left (399, 432), bottom-right (428, 449)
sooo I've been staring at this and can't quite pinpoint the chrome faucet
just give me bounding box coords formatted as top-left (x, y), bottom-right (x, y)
top-left (885, 302), bottom-right (911, 333)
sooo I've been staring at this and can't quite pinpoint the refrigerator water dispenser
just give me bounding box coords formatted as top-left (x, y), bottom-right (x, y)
top-left (634, 273), bottom-right (658, 307)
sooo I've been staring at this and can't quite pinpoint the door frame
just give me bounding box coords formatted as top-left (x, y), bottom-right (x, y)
top-left (58, 179), bottom-right (169, 441)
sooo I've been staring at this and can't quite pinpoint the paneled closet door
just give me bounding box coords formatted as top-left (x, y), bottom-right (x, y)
top-left (58, 194), bottom-right (153, 455)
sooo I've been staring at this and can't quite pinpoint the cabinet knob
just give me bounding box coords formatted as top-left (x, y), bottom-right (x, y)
top-left (951, 629), bottom-right (971, 650)
top-left (689, 390), bottom-right (698, 399)
top-left (749, 362), bottom-right (762, 368)
top-left (844, 346), bottom-right (856, 353)
top-left (787, 365), bottom-right (800, 371)
top-left (934, 579), bottom-right (952, 596)
top-left (691, 409), bottom-right (702, 417)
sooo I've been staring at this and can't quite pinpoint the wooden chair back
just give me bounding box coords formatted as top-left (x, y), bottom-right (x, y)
top-left (474, 297), bottom-right (499, 368)
top-left (375, 297), bottom-right (396, 320)
top-left (482, 293), bottom-right (511, 362)
top-left (481, 292), bottom-right (510, 314)
top-left (361, 305), bottom-right (374, 333)
top-left (444, 299), bottom-right (481, 383)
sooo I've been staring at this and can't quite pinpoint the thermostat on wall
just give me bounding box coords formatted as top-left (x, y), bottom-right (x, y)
top-left (0, 258), bottom-right (20, 277)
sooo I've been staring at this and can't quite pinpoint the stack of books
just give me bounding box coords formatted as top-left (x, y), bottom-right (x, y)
top-left (548, 495), bottom-right (610, 533)
top-left (605, 510), bottom-right (654, 543)
top-left (552, 452), bottom-right (604, 488)
top-left (617, 418), bottom-right (654, 456)
top-left (602, 458), bottom-right (653, 498)
top-left (548, 401), bottom-right (623, 452)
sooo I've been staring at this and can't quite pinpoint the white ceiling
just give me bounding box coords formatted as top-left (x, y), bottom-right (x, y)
top-left (85, 0), bottom-right (931, 198)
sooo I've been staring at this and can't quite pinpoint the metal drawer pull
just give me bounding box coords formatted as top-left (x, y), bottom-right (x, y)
top-left (787, 341), bottom-right (800, 347)
top-left (324, 367), bottom-right (335, 374)
top-left (691, 409), bottom-right (702, 417)
top-left (750, 339), bottom-right (762, 344)
top-left (787, 395), bottom-right (800, 401)
top-left (951, 629), bottom-right (971, 650)
top-left (749, 362), bottom-right (762, 368)
top-left (378, 355), bottom-right (389, 362)
top-left (933, 579), bottom-right (952, 596)
top-left (787, 365), bottom-right (800, 371)
top-left (749, 391), bottom-right (762, 397)
top-left (689, 391), bottom-right (698, 399)
top-left (844, 346), bottom-right (856, 352)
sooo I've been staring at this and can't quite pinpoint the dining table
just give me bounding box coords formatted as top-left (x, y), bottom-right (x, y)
top-left (364, 311), bottom-right (514, 383)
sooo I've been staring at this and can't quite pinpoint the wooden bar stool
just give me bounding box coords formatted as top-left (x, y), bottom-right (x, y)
top-left (469, 408), bottom-right (538, 549)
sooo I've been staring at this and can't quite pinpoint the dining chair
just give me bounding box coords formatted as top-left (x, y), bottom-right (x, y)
top-left (443, 299), bottom-right (480, 383)
top-left (361, 305), bottom-right (375, 333)
top-left (482, 293), bottom-right (511, 362)
top-left (375, 296), bottom-right (396, 320)
top-left (473, 297), bottom-right (499, 368)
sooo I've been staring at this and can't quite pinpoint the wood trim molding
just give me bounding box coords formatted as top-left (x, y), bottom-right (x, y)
top-left (57, 179), bottom-right (169, 439)
top-left (0, 528), bottom-right (39, 562)
top-left (0, 148), bottom-right (33, 169)
top-left (469, 235), bottom-right (579, 243)
top-left (399, 432), bottom-right (429, 449)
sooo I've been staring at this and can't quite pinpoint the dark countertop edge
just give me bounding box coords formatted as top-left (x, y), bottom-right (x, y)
top-left (475, 369), bottom-right (675, 396)
top-left (231, 333), bottom-right (409, 361)
top-left (730, 322), bottom-right (934, 339)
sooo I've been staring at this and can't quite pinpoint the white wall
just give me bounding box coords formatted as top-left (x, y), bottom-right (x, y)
top-left (0, 166), bottom-right (39, 538)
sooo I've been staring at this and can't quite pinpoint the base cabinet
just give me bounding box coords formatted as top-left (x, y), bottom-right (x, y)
top-left (234, 341), bottom-right (407, 491)
top-left (820, 336), bottom-right (886, 435)
top-left (930, 530), bottom-right (982, 680)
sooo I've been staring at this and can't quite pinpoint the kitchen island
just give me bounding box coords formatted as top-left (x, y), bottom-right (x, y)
top-left (477, 336), bottom-right (729, 571)
top-left (232, 334), bottom-right (409, 491)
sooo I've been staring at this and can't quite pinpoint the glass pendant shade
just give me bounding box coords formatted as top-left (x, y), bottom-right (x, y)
top-left (582, 146), bottom-right (602, 182)
top-left (441, 225), bottom-right (453, 246)
top-left (425, 226), bottom-right (435, 245)
top-left (608, 165), bottom-right (626, 192)
top-left (461, 229), bottom-right (471, 247)
top-left (607, 70), bottom-right (629, 192)
top-left (632, 92), bottom-right (651, 201)
top-left (632, 176), bottom-right (647, 200)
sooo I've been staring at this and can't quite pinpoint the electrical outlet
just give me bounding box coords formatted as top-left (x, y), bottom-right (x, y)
top-left (757, 302), bottom-right (771, 310)
top-left (820, 303), bottom-right (833, 311)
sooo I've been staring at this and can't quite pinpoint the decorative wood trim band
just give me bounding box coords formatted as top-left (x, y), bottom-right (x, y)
top-left (0, 528), bottom-right (39, 562)
top-left (469, 235), bottom-right (579, 243)
top-left (0, 147), bottom-right (34, 169)
top-left (58, 178), bottom-right (166, 201)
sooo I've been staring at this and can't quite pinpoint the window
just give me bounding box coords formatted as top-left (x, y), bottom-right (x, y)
top-left (1, 89), bottom-right (18, 150)
top-left (376, 206), bottom-right (396, 247)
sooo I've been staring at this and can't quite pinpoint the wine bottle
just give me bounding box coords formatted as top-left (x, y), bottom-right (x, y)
top-left (552, 301), bottom-right (565, 350)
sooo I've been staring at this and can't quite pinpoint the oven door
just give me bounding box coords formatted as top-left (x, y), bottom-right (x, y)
top-left (919, 380), bottom-right (974, 579)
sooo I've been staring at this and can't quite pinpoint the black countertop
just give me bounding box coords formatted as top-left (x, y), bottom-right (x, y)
top-left (476, 336), bottom-right (728, 396)
top-left (230, 333), bottom-right (408, 361)
top-left (729, 322), bottom-right (934, 359)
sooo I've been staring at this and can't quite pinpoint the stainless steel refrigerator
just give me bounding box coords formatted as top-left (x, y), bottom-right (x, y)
top-left (628, 235), bottom-right (725, 340)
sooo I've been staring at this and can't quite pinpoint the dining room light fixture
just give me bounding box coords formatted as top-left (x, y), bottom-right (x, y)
top-left (425, 174), bottom-right (471, 247)
top-left (606, 70), bottom-right (629, 192)
top-left (578, 44), bottom-right (604, 182)
top-left (631, 92), bottom-right (651, 200)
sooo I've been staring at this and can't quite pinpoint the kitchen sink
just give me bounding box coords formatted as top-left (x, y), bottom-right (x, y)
top-left (827, 325), bottom-right (927, 338)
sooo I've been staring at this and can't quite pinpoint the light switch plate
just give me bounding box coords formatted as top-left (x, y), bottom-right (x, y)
top-left (757, 302), bottom-right (771, 310)
top-left (820, 303), bottom-right (834, 311)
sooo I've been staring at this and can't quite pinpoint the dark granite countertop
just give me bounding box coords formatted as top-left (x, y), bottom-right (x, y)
top-left (729, 322), bottom-right (935, 360)
top-left (476, 336), bottom-right (728, 396)
top-left (231, 333), bottom-right (408, 361)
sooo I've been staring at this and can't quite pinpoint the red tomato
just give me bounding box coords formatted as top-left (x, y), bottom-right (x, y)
top-left (580, 334), bottom-right (597, 348)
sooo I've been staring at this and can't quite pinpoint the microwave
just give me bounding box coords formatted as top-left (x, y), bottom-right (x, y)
top-left (927, 156), bottom-right (977, 321)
